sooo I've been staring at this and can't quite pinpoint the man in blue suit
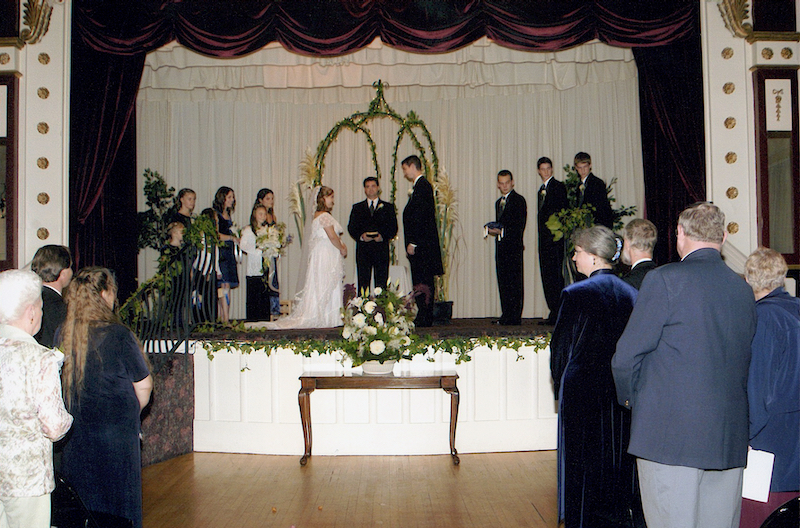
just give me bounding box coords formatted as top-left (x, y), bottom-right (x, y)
top-left (612, 202), bottom-right (756, 528)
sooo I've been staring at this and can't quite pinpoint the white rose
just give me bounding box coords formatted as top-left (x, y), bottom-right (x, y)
top-left (401, 336), bottom-right (412, 346)
top-left (364, 301), bottom-right (377, 314)
top-left (374, 313), bottom-right (384, 326)
top-left (365, 326), bottom-right (378, 335)
top-left (353, 313), bottom-right (367, 327)
top-left (342, 327), bottom-right (352, 339)
top-left (374, 287), bottom-right (383, 296)
top-left (369, 340), bottom-right (386, 355)
top-left (389, 326), bottom-right (399, 336)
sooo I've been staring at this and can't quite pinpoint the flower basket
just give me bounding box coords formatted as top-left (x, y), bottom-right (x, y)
top-left (340, 281), bottom-right (417, 367)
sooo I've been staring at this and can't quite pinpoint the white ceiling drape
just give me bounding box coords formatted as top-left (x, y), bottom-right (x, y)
top-left (136, 37), bottom-right (643, 320)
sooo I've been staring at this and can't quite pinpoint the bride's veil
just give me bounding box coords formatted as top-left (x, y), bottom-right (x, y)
top-left (293, 185), bottom-right (320, 298)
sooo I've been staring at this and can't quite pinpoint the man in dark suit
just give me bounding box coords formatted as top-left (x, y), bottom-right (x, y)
top-left (574, 152), bottom-right (613, 229)
top-left (487, 170), bottom-right (527, 325)
top-left (347, 176), bottom-right (398, 294)
top-left (31, 245), bottom-right (73, 348)
top-left (620, 218), bottom-right (657, 290)
top-left (612, 203), bottom-right (756, 528)
top-left (536, 157), bottom-right (568, 324)
top-left (402, 155), bottom-right (444, 327)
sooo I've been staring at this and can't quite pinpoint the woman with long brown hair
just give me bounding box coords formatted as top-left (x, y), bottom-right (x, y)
top-left (213, 186), bottom-right (240, 323)
top-left (58, 267), bottom-right (152, 528)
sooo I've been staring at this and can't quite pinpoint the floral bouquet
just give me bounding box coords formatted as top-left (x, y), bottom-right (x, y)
top-left (340, 281), bottom-right (417, 366)
top-left (256, 222), bottom-right (290, 287)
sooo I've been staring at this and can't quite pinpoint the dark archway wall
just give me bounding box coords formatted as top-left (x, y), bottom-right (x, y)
top-left (70, 1), bottom-right (702, 297)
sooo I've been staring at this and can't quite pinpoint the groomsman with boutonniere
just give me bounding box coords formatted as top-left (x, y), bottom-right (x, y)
top-left (401, 155), bottom-right (444, 328)
top-left (536, 157), bottom-right (568, 325)
top-left (487, 170), bottom-right (527, 325)
top-left (574, 151), bottom-right (613, 229)
top-left (347, 177), bottom-right (398, 294)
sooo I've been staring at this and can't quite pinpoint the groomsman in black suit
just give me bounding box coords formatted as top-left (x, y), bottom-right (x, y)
top-left (488, 170), bottom-right (527, 325)
top-left (31, 245), bottom-right (73, 348)
top-left (574, 152), bottom-right (613, 229)
top-left (348, 177), bottom-right (398, 294)
top-left (620, 218), bottom-right (658, 290)
top-left (402, 155), bottom-right (444, 327)
top-left (536, 157), bottom-right (568, 324)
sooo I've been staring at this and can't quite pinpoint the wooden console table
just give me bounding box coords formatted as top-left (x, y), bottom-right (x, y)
top-left (298, 370), bottom-right (460, 465)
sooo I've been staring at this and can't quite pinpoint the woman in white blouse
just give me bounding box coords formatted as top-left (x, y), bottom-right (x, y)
top-left (0, 269), bottom-right (73, 528)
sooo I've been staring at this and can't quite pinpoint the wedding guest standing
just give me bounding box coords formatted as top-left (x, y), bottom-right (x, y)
top-left (256, 188), bottom-right (282, 317)
top-left (240, 204), bottom-right (270, 321)
top-left (348, 177), bottom-right (398, 294)
top-left (402, 155), bottom-right (443, 327)
top-left (550, 226), bottom-right (643, 528)
top-left (573, 152), bottom-right (613, 229)
top-left (613, 203), bottom-right (756, 528)
top-left (740, 248), bottom-right (799, 528)
top-left (0, 270), bottom-right (73, 528)
top-left (620, 219), bottom-right (657, 290)
top-left (31, 244), bottom-right (73, 348)
top-left (59, 267), bottom-right (152, 528)
top-left (536, 157), bottom-right (568, 324)
top-left (487, 170), bottom-right (527, 325)
top-left (213, 187), bottom-right (240, 323)
top-left (170, 188), bottom-right (196, 227)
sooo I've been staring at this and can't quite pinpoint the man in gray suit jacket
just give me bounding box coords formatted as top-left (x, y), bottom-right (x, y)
top-left (612, 203), bottom-right (756, 528)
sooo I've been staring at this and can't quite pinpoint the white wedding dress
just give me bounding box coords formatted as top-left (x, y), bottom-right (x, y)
top-left (250, 212), bottom-right (345, 329)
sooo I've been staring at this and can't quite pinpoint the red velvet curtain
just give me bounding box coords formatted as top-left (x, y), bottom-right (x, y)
top-left (70, 0), bottom-right (701, 296)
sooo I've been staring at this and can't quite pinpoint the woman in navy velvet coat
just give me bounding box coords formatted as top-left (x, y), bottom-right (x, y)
top-left (550, 225), bottom-right (644, 528)
top-left (740, 248), bottom-right (800, 528)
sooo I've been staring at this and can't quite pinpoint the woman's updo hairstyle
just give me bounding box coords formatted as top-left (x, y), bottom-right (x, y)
top-left (572, 225), bottom-right (622, 264)
top-left (316, 186), bottom-right (334, 212)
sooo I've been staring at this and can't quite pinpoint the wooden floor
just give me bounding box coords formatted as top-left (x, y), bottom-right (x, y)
top-left (143, 450), bottom-right (558, 528)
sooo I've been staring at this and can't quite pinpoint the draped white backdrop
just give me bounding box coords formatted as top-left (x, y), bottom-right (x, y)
top-left (136, 38), bottom-right (644, 320)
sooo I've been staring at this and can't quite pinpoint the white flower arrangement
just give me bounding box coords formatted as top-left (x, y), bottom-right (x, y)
top-left (255, 222), bottom-right (291, 286)
top-left (340, 281), bottom-right (417, 366)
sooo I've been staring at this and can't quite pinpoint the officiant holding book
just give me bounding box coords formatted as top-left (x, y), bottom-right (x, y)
top-left (487, 170), bottom-right (527, 325)
top-left (348, 177), bottom-right (398, 294)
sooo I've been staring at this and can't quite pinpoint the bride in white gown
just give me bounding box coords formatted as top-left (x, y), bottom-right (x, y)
top-left (251, 186), bottom-right (347, 329)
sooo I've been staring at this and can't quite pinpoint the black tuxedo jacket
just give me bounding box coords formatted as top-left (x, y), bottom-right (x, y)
top-left (621, 260), bottom-right (657, 290)
top-left (34, 286), bottom-right (66, 348)
top-left (537, 178), bottom-right (568, 247)
top-left (579, 173), bottom-right (613, 229)
top-left (496, 190), bottom-right (527, 252)
top-left (347, 199), bottom-right (398, 246)
top-left (403, 176), bottom-right (444, 276)
top-left (613, 248), bottom-right (756, 469)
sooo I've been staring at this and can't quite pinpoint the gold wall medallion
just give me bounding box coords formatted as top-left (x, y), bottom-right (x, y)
top-left (724, 117), bottom-right (736, 129)
top-left (726, 187), bottom-right (739, 199)
top-left (37, 227), bottom-right (49, 240)
top-left (762, 47), bottom-right (774, 60)
top-left (723, 82), bottom-right (735, 94)
top-left (37, 87), bottom-right (49, 99)
top-left (37, 52), bottom-right (50, 65)
top-left (781, 47), bottom-right (793, 59)
top-left (721, 47), bottom-right (734, 59)
top-left (0, 53), bottom-right (9, 65)
top-left (725, 152), bottom-right (738, 164)
top-left (37, 192), bottom-right (49, 204)
top-left (727, 222), bottom-right (739, 234)
top-left (37, 122), bottom-right (49, 134)
top-left (36, 157), bottom-right (49, 169)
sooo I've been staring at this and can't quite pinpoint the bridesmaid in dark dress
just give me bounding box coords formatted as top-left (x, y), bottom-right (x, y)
top-left (58, 267), bottom-right (153, 528)
top-left (213, 186), bottom-right (240, 323)
top-left (256, 188), bottom-right (281, 317)
top-left (550, 226), bottom-right (644, 528)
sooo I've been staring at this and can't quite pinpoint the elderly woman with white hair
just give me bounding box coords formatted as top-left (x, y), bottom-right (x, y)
top-left (740, 247), bottom-right (800, 528)
top-left (0, 269), bottom-right (73, 528)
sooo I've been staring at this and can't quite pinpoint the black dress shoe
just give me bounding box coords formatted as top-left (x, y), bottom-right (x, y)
top-left (492, 319), bottom-right (504, 325)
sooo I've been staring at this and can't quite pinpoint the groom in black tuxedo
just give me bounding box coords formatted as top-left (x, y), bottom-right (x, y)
top-left (574, 151), bottom-right (613, 229)
top-left (348, 177), bottom-right (398, 294)
top-left (488, 170), bottom-right (527, 325)
top-left (402, 155), bottom-right (443, 327)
